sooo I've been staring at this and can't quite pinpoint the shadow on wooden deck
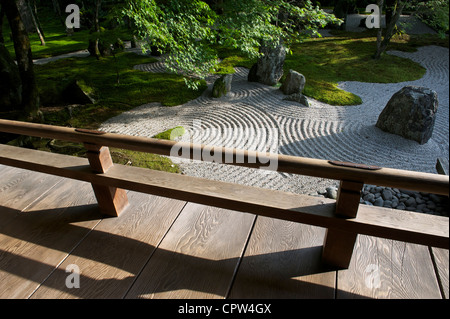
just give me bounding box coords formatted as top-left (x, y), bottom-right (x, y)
top-left (0, 166), bottom-right (447, 299)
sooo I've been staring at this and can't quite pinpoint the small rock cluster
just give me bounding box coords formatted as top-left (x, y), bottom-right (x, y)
top-left (280, 69), bottom-right (309, 107)
top-left (313, 185), bottom-right (449, 216)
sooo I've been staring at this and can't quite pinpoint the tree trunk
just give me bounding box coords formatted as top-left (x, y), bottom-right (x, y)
top-left (0, 5), bottom-right (4, 43)
top-left (385, 0), bottom-right (396, 26)
top-left (15, 0), bottom-right (33, 32)
top-left (27, 0), bottom-right (45, 45)
top-left (0, 42), bottom-right (22, 111)
top-left (2, 0), bottom-right (40, 119)
top-left (375, 0), bottom-right (384, 56)
top-left (89, 0), bottom-right (102, 59)
top-left (31, 0), bottom-right (45, 37)
top-left (374, 0), bottom-right (406, 59)
top-left (333, 0), bottom-right (350, 30)
top-left (95, 0), bottom-right (102, 32)
top-left (51, 0), bottom-right (65, 27)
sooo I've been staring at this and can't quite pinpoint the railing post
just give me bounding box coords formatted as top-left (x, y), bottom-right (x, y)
top-left (84, 143), bottom-right (129, 217)
top-left (322, 180), bottom-right (363, 268)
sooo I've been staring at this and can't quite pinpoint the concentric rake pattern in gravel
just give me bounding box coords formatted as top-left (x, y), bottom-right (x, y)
top-left (100, 46), bottom-right (449, 195)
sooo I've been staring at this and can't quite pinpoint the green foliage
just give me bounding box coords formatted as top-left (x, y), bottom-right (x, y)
top-left (414, 0), bottom-right (449, 37)
top-left (124, 0), bottom-right (218, 88)
top-left (124, 0), bottom-right (342, 87)
top-left (1, 5), bottom-right (133, 59)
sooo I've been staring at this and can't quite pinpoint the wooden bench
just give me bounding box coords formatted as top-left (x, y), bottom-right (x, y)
top-left (0, 119), bottom-right (448, 269)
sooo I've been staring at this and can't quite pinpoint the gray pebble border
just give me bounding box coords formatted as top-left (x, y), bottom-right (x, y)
top-left (313, 185), bottom-right (449, 217)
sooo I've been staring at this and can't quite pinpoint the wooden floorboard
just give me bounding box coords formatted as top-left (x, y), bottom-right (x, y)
top-left (125, 203), bottom-right (256, 299)
top-left (31, 191), bottom-right (186, 299)
top-left (0, 176), bottom-right (101, 298)
top-left (228, 217), bottom-right (336, 299)
top-left (0, 164), bottom-right (62, 227)
top-left (431, 248), bottom-right (449, 299)
top-left (0, 166), bottom-right (447, 299)
top-left (336, 235), bottom-right (442, 299)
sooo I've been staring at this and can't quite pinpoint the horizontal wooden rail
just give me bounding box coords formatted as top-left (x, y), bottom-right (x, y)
top-left (1, 119), bottom-right (448, 268)
top-left (0, 143), bottom-right (447, 250)
top-left (0, 119), bottom-right (448, 196)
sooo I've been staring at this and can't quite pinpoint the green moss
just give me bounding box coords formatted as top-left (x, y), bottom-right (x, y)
top-left (6, 136), bottom-right (180, 173)
top-left (153, 126), bottom-right (186, 140)
top-left (215, 55), bottom-right (255, 75)
top-left (36, 52), bottom-right (207, 128)
top-left (282, 35), bottom-right (427, 105)
top-left (110, 148), bottom-right (180, 173)
top-left (2, 6), bottom-right (133, 59)
top-left (216, 32), bottom-right (438, 106)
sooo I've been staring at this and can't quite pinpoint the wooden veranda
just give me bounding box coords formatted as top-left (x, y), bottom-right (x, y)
top-left (0, 119), bottom-right (448, 299)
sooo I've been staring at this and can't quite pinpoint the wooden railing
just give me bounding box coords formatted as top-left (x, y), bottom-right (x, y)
top-left (0, 119), bottom-right (448, 268)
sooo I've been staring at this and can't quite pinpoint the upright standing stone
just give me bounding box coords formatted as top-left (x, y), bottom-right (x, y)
top-left (248, 41), bottom-right (286, 86)
top-left (376, 86), bottom-right (438, 144)
top-left (280, 70), bottom-right (306, 95)
top-left (212, 74), bottom-right (233, 98)
top-left (280, 69), bottom-right (309, 107)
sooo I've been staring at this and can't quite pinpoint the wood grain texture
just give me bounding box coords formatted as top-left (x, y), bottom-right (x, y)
top-left (31, 191), bottom-right (186, 299)
top-left (90, 184), bottom-right (129, 217)
top-left (431, 248), bottom-right (449, 299)
top-left (0, 179), bottom-right (101, 298)
top-left (0, 144), bottom-right (447, 249)
top-left (337, 235), bottom-right (442, 299)
top-left (335, 180), bottom-right (364, 218)
top-left (322, 230), bottom-right (358, 269)
top-left (229, 217), bottom-right (336, 299)
top-left (0, 167), bottom-right (446, 299)
top-left (125, 203), bottom-right (255, 299)
top-left (322, 180), bottom-right (363, 268)
top-left (0, 165), bottom-right (62, 212)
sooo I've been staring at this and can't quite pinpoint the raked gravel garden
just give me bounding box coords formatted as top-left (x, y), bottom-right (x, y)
top-left (99, 41), bottom-right (449, 216)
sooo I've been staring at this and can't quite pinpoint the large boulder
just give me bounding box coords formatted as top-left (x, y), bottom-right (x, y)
top-left (248, 42), bottom-right (286, 86)
top-left (247, 63), bottom-right (259, 83)
top-left (212, 74), bottom-right (233, 98)
top-left (376, 86), bottom-right (438, 144)
top-left (280, 70), bottom-right (306, 95)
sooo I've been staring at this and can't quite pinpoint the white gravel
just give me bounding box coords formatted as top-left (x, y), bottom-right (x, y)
top-left (99, 44), bottom-right (449, 195)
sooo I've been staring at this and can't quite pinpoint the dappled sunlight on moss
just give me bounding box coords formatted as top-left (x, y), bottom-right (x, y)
top-left (282, 35), bottom-right (427, 105)
top-left (35, 52), bottom-right (207, 128)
